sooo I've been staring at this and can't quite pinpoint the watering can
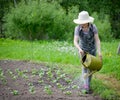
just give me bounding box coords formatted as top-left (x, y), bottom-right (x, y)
top-left (81, 53), bottom-right (103, 71)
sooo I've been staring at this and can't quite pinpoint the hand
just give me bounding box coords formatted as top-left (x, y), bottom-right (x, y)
top-left (78, 49), bottom-right (84, 56)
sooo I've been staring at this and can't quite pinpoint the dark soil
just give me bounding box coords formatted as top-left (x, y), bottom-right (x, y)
top-left (0, 60), bottom-right (103, 100)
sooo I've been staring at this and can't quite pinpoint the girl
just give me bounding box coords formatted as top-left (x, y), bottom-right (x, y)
top-left (73, 11), bottom-right (102, 94)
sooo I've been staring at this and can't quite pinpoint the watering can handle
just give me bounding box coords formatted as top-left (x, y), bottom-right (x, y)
top-left (82, 62), bottom-right (87, 68)
top-left (81, 51), bottom-right (88, 68)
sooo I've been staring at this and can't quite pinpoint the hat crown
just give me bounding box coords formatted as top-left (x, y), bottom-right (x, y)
top-left (78, 11), bottom-right (89, 20)
top-left (73, 11), bottom-right (94, 24)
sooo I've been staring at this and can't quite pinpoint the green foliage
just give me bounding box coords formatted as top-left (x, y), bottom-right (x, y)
top-left (4, 1), bottom-right (76, 40)
top-left (3, 0), bottom-right (115, 41)
top-left (92, 12), bottom-right (112, 41)
top-left (2, 0), bottom-right (120, 40)
top-left (44, 85), bottom-right (52, 95)
top-left (100, 41), bottom-right (120, 80)
top-left (11, 90), bottom-right (19, 95)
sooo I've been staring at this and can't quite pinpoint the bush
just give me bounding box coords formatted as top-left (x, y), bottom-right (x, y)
top-left (4, 1), bottom-right (112, 41)
top-left (92, 12), bottom-right (112, 41)
top-left (4, 1), bottom-right (76, 41)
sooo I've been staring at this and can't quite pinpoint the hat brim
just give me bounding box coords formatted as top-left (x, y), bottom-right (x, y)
top-left (73, 17), bottom-right (94, 24)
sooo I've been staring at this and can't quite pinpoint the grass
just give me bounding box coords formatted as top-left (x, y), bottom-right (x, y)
top-left (0, 38), bottom-right (120, 99)
top-left (100, 41), bottom-right (120, 80)
top-left (0, 38), bottom-right (79, 65)
top-left (91, 79), bottom-right (118, 100)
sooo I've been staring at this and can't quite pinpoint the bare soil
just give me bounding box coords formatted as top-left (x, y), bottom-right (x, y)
top-left (0, 60), bottom-right (103, 100)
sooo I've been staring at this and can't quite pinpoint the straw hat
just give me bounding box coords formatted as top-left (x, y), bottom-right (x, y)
top-left (73, 11), bottom-right (94, 24)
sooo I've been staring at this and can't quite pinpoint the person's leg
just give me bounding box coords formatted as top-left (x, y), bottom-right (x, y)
top-left (82, 67), bottom-right (92, 93)
top-left (82, 67), bottom-right (89, 90)
top-left (88, 69), bottom-right (92, 89)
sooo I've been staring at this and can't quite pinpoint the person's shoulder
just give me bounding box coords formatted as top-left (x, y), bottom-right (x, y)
top-left (90, 23), bottom-right (98, 33)
top-left (90, 23), bottom-right (96, 27)
top-left (75, 25), bottom-right (80, 31)
top-left (91, 24), bottom-right (97, 28)
top-left (75, 25), bottom-right (80, 29)
top-left (90, 23), bottom-right (97, 30)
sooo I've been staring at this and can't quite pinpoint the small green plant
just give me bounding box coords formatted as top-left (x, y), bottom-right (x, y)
top-left (16, 69), bottom-right (28, 79)
top-left (63, 91), bottom-right (72, 95)
top-left (38, 68), bottom-right (45, 78)
top-left (0, 68), bottom-right (7, 85)
top-left (22, 74), bottom-right (28, 79)
top-left (59, 73), bottom-right (66, 78)
top-left (52, 79), bottom-right (57, 83)
top-left (38, 79), bottom-right (44, 84)
top-left (56, 83), bottom-right (62, 89)
top-left (7, 69), bottom-right (13, 76)
top-left (60, 86), bottom-right (67, 91)
top-left (23, 69), bottom-right (28, 73)
top-left (44, 85), bottom-right (52, 95)
top-left (46, 69), bottom-right (53, 79)
top-left (29, 86), bottom-right (36, 94)
top-left (17, 70), bottom-right (24, 77)
top-left (64, 78), bottom-right (72, 84)
top-left (11, 90), bottom-right (19, 95)
top-left (12, 75), bottom-right (18, 80)
top-left (15, 68), bottom-right (20, 73)
top-left (28, 82), bottom-right (33, 86)
top-left (56, 70), bottom-right (61, 76)
top-left (7, 69), bottom-right (18, 80)
top-left (72, 85), bottom-right (78, 89)
top-left (32, 68), bottom-right (38, 75)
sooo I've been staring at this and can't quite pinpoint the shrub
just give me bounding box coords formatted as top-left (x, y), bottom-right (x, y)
top-left (92, 12), bottom-right (112, 41)
top-left (4, 1), bottom-right (76, 41)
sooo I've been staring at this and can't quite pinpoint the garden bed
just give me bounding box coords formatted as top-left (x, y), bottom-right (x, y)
top-left (0, 60), bottom-right (102, 100)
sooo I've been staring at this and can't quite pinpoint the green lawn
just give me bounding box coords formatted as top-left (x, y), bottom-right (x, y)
top-left (0, 38), bottom-right (120, 99)
top-left (0, 38), bottom-right (79, 65)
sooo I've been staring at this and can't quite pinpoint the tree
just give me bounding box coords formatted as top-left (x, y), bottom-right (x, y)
top-left (109, 1), bottom-right (120, 38)
top-left (88, 0), bottom-right (120, 39)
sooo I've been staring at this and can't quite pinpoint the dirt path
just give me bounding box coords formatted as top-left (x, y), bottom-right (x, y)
top-left (0, 60), bottom-right (102, 100)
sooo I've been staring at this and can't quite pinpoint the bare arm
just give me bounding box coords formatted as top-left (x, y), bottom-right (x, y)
top-left (94, 33), bottom-right (102, 60)
top-left (74, 35), bottom-right (84, 55)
